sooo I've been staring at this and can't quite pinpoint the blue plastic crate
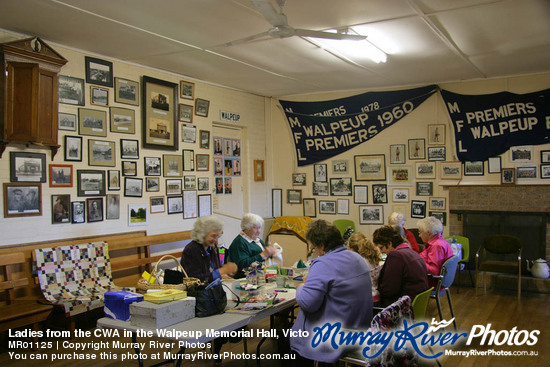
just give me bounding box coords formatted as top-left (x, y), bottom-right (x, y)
top-left (104, 291), bottom-right (144, 321)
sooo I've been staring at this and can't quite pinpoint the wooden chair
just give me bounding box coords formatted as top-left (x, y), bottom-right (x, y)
top-left (0, 253), bottom-right (53, 341)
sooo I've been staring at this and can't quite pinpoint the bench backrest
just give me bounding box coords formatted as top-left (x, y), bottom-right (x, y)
top-left (1, 252), bottom-right (29, 304)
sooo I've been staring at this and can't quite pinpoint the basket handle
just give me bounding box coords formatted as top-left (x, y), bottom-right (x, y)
top-left (149, 254), bottom-right (190, 284)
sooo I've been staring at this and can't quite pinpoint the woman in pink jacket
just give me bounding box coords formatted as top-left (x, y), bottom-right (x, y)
top-left (417, 216), bottom-right (454, 287)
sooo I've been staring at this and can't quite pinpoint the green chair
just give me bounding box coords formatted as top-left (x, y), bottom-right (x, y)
top-left (412, 287), bottom-right (434, 320)
top-left (333, 219), bottom-right (356, 237)
top-left (445, 235), bottom-right (474, 291)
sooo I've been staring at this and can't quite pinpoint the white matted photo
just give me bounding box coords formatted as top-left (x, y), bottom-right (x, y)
top-left (510, 146), bottom-right (532, 162)
top-left (429, 197), bottom-right (446, 210)
top-left (150, 196), bottom-right (165, 213)
top-left (337, 199), bottom-right (349, 215)
top-left (128, 203), bottom-right (148, 226)
top-left (392, 188), bottom-right (409, 202)
top-left (359, 205), bottom-right (384, 224)
top-left (332, 160), bottom-right (349, 174)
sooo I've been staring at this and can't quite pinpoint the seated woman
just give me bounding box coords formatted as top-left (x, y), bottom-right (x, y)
top-left (388, 211), bottom-right (420, 252)
top-left (417, 216), bottom-right (454, 287)
top-left (374, 225), bottom-right (428, 307)
top-left (226, 213), bottom-right (278, 278)
top-left (180, 215), bottom-right (237, 283)
top-left (348, 232), bottom-right (383, 303)
top-left (290, 219), bottom-right (372, 365)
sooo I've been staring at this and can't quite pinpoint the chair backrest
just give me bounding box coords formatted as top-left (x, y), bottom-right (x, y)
top-left (333, 219), bottom-right (356, 236)
top-left (0, 252), bottom-right (29, 305)
top-left (412, 287), bottom-right (433, 320)
top-left (439, 256), bottom-right (459, 289)
top-left (371, 295), bottom-right (412, 331)
top-left (482, 234), bottom-right (521, 255)
top-left (445, 235), bottom-right (470, 262)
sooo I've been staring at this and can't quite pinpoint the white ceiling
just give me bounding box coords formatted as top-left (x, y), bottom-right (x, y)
top-left (1, 0), bottom-right (549, 97)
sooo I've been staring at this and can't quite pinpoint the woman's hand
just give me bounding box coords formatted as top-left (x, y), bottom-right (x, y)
top-left (261, 246), bottom-right (278, 259)
top-left (219, 262), bottom-right (238, 277)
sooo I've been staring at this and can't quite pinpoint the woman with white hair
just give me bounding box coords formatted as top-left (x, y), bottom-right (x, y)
top-left (388, 211), bottom-right (419, 252)
top-left (180, 215), bottom-right (237, 282)
top-left (227, 213), bottom-right (278, 278)
top-left (417, 216), bottom-right (454, 287)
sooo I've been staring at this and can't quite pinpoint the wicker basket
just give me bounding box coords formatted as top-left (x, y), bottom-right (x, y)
top-left (136, 255), bottom-right (201, 292)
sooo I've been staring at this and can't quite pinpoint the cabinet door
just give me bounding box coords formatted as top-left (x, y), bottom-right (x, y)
top-left (5, 62), bottom-right (39, 143)
top-left (36, 68), bottom-right (58, 145)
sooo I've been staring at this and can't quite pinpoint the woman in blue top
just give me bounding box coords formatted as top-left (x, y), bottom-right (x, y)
top-left (290, 219), bottom-right (373, 365)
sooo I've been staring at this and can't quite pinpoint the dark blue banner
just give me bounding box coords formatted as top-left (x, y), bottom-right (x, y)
top-left (279, 85), bottom-right (438, 166)
top-left (440, 89), bottom-right (550, 162)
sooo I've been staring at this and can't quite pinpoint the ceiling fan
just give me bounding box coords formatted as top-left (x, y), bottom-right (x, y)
top-left (222, 0), bottom-right (366, 47)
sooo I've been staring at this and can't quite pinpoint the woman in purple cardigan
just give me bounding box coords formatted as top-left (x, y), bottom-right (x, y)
top-left (290, 219), bottom-right (373, 365)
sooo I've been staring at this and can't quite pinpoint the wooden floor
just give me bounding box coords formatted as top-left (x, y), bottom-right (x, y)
top-left (0, 284), bottom-right (548, 367)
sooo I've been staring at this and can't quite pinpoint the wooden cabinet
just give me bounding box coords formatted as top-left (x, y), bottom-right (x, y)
top-left (0, 37), bottom-right (67, 159)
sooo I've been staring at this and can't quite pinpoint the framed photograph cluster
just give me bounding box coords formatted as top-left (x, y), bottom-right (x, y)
top-left (214, 136), bottom-right (241, 194)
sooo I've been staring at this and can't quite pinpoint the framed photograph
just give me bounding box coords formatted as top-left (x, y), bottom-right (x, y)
top-left (64, 135), bottom-right (82, 162)
top-left (540, 164), bottom-right (550, 179)
top-left (166, 179), bottom-right (182, 195)
top-left (359, 205), bottom-right (384, 225)
top-left (88, 139), bottom-right (116, 167)
top-left (516, 165), bottom-right (537, 179)
top-left (372, 184), bottom-right (388, 204)
top-left (428, 124), bottom-right (445, 145)
top-left (510, 146), bottom-right (532, 162)
top-left (181, 124), bottom-right (196, 143)
top-left (78, 108), bottom-right (107, 137)
top-left (416, 182), bottom-right (433, 196)
top-left (145, 177), bottom-right (160, 192)
top-left (124, 177), bottom-right (143, 197)
top-left (122, 161), bottom-right (137, 176)
top-left (287, 189), bottom-right (302, 204)
top-left (337, 199), bottom-right (349, 215)
top-left (354, 154), bottom-right (386, 181)
top-left (319, 200), bottom-right (336, 214)
top-left (332, 160), bottom-right (349, 174)
top-left (353, 185), bottom-right (368, 204)
top-left (292, 173), bottom-right (306, 186)
top-left (415, 162), bottom-right (436, 179)
top-left (196, 154), bottom-right (209, 171)
top-left (90, 85), bottom-right (109, 107)
top-left (312, 182), bottom-right (329, 196)
top-left (224, 158), bottom-right (233, 175)
top-left (184, 175), bottom-right (196, 190)
top-left (142, 76), bottom-right (178, 150)
top-left (440, 162), bottom-right (462, 179)
top-left (389, 144), bottom-right (406, 164)
top-left (108, 170), bottom-right (120, 191)
top-left (214, 157), bottom-right (223, 176)
top-left (195, 98), bottom-right (210, 117)
top-left (49, 164), bottom-right (73, 187)
top-left (233, 159), bottom-right (242, 176)
top-left (144, 157), bottom-right (161, 176)
top-left (59, 112), bottom-right (77, 131)
top-left (464, 161), bottom-right (484, 176)
top-left (330, 178), bottom-right (352, 196)
top-left (58, 75), bottom-right (85, 106)
top-left (501, 168), bottom-right (516, 184)
top-left (303, 198), bottom-right (316, 217)
top-left (71, 201), bottom-right (86, 223)
top-left (429, 211), bottom-right (447, 225)
top-left (199, 130), bottom-right (210, 149)
top-left (109, 107), bottom-right (136, 134)
top-left (105, 194), bottom-right (120, 220)
top-left (272, 189), bottom-right (282, 217)
top-left (85, 56), bottom-right (113, 87)
top-left (392, 188), bottom-right (409, 203)
top-left (411, 200), bottom-right (427, 219)
top-left (10, 152), bottom-right (46, 183)
top-left (254, 160), bottom-right (265, 181)
top-left (114, 77), bottom-right (139, 106)
top-left (77, 170), bottom-right (106, 197)
top-left (223, 138), bottom-right (233, 156)
top-left (163, 154), bottom-right (183, 177)
top-left (429, 197), bottom-right (446, 210)
top-left (150, 196), bottom-right (165, 214)
top-left (86, 197), bottom-right (104, 222)
top-left (487, 157), bottom-right (501, 174)
top-left (3, 183), bottom-right (41, 217)
top-left (128, 203), bottom-right (148, 226)
top-left (213, 137), bottom-right (223, 155)
top-left (232, 140), bottom-right (241, 157)
top-left (408, 139), bottom-right (426, 160)
top-left (541, 150), bottom-right (550, 163)
top-left (197, 177), bottom-right (209, 191)
top-left (120, 139), bottom-right (139, 159)
top-left (215, 177), bottom-right (224, 194)
top-left (427, 146), bottom-right (446, 161)
top-left (183, 190), bottom-right (198, 219)
top-left (167, 196), bottom-right (183, 214)
top-left (198, 194), bottom-right (212, 217)
top-left (388, 165), bottom-right (412, 185)
top-left (179, 104), bottom-right (193, 123)
top-left (180, 80), bottom-right (195, 100)
top-left (314, 164), bottom-right (328, 182)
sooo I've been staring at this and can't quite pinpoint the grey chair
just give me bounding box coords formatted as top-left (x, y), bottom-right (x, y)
top-left (429, 255), bottom-right (459, 330)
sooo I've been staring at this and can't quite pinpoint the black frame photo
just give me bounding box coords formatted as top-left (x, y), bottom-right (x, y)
top-left (120, 139), bottom-right (139, 159)
top-left (314, 164), bottom-right (328, 182)
top-left (58, 75), bottom-right (85, 106)
top-left (200, 130), bottom-right (210, 149)
top-left (77, 170), bottom-right (106, 197)
top-left (3, 182), bottom-right (41, 218)
top-left (179, 104), bottom-right (193, 123)
top-left (85, 56), bottom-right (113, 87)
top-left (303, 198), bottom-right (317, 217)
top-left (195, 98), bottom-right (210, 117)
top-left (124, 177), bottom-right (143, 197)
top-left (64, 135), bottom-right (83, 162)
top-left (86, 197), bottom-right (104, 222)
top-left (464, 161), bottom-right (484, 176)
top-left (10, 152), bottom-right (46, 183)
top-left (144, 157), bottom-right (161, 176)
top-left (372, 184), bottom-right (388, 204)
top-left (329, 177), bottom-right (352, 196)
top-left (142, 76), bottom-right (179, 150)
top-left (287, 189), bottom-right (302, 204)
top-left (353, 185), bottom-right (368, 204)
top-left (71, 201), bottom-right (86, 223)
top-left (145, 177), bottom-right (160, 192)
top-left (167, 195), bottom-right (183, 214)
top-left (59, 112), bottom-right (77, 131)
top-left (108, 170), bottom-right (121, 191)
top-left (359, 205), bottom-right (384, 225)
top-left (416, 182), bottom-right (433, 196)
top-left (411, 200), bottom-right (427, 219)
top-left (319, 200), bottom-right (336, 214)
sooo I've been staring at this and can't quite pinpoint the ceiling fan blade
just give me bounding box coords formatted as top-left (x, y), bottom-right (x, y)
top-left (219, 31), bottom-right (271, 47)
top-left (294, 29), bottom-right (367, 41)
top-left (251, 0), bottom-right (288, 27)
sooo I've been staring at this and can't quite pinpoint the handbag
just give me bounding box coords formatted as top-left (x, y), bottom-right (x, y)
top-left (188, 278), bottom-right (227, 317)
top-left (136, 255), bottom-right (201, 292)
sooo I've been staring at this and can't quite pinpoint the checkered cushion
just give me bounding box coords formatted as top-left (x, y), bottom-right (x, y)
top-left (35, 241), bottom-right (133, 317)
